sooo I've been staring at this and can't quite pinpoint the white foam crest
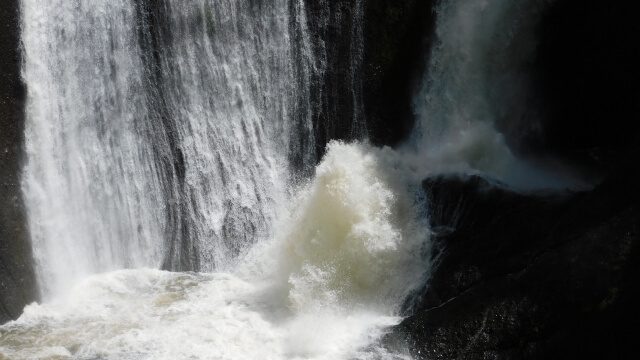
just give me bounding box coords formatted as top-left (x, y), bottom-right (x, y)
top-left (240, 141), bottom-right (429, 314)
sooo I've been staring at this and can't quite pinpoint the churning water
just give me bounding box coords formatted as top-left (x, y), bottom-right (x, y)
top-left (1, 0), bottom-right (579, 358)
top-left (4, 0), bottom-right (427, 358)
top-left (1, 142), bottom-right (427, 359)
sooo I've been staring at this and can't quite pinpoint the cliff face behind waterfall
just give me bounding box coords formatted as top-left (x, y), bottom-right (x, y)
top-left (2, 0), bottom-right (640, 358)
top-left (0, 0), bottom-right (37, 324)
top-left (304, 0), bottom-right (438, 149)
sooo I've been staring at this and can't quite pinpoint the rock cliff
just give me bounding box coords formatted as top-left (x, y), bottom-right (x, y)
top-left (0, 0), bottom-right (38, 323)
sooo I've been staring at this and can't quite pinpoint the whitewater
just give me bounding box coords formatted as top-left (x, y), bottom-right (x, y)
top-left (0, 142), bottom-right (428, 359)
top-left (0, 0), bottom-right (579, 358)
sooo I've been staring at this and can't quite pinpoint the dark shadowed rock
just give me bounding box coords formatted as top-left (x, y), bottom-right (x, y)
top-left (0, 0), bottom-right (38, 323)
top-left (361, 0), bottom-right (437, 147)
top-left (304, 0), bottom-right (363, 158)
top-left (391, 1), bottom-right (640, 354)
top-left (392, 165), bottom-right (640, 359)
top-left (519, 0), bottom-right (640, 177)
top-left (304, 0), bottom-right (438, 156)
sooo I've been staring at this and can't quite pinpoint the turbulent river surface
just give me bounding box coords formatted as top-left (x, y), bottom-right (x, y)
top-left (1, 0), bottom-right (579, 358)
top-left (1, 143), bottom-right (428, 360)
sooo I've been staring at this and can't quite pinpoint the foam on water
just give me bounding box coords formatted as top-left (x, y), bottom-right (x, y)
top-left (0, 270), bottom-right (282, 359)
top-left (1, 142), bottom-right (426, 359)
top-left (0, 271), bottom-right (407, 360)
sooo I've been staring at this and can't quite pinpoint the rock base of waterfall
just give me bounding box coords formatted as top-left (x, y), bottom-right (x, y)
top-left (393, 168), bottom-right (640, 359)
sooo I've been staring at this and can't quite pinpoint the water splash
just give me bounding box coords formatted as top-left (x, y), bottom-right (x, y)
top-left (2, 142), bottom-right (427, 359)
top-left (240, 142), bottom-right (429, 312)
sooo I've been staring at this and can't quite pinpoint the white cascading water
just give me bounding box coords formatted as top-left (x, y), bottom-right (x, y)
top-left (2, 0), bottom-right (426, 358)
top-left (20, 0), bottom-right (171, 298)
top-left (1, 0), bottom-right (580, 359)
top-left (0, 141), bottom-right (428, 359)
top-left (158, 0), bottom-right (317, 272)
top-left (19, 0), bottom-right (316, 298)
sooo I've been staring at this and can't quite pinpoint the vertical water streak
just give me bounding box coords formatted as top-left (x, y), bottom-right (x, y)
top-left (288, 0), bottom-right (318, 178)
top-left (156, 0), bottom-right (315, 271)
top-left (21, 0), bottom-right (171, 298)
top-left (21, 0), bottom-right (319, 295)
top-left (348, 0), bottom-right (367, 139)
top-left (304, 0), bottom-right (367, 156)
top-left (409, 0), bottom-right (560, 187)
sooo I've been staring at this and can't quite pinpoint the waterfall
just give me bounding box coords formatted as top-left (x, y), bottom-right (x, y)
top-left (1, 142), bottom-right (428, 360)
top-left (150, 0), bottom-right (315, 272)
top-left (7, 0), bottom-right (431, 356)
top-left (22, 0), bottom-right (171, 298)
top-left (407, 0), bottom-right (583, 190)
top-left (1, 0), bottom-right (581, 358)
top-left (20, 0), bottom-right (316, 298)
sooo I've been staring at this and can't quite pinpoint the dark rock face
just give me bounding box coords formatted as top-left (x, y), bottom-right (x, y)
top-left (392, 3), bottom-right (640, 354)
top-left (304, 0), bottom-right (363, 157)
top-left (520, 0), bottom-right (640, 176)
top-left (361, 0), bottom-right (437, 147)
top-left (0, 0), bottom-right (39, 323)
top-left (393, 168), bottom-right (640, 359)
top-left (304, 0), bottom-right (437, 155)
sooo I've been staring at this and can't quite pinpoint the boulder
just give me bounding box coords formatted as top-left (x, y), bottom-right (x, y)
top-left (392, 166), bottom-right (640, 358)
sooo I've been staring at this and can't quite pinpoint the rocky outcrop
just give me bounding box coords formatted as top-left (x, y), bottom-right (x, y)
top-left (0, 0), bottom-right (38, 323)
top-left (392, 162), bottom-right (640, 358)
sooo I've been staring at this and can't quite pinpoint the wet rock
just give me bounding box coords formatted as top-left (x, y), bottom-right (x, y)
top-left (304, 0), bottom-right (438, 154)
top-left (361, 0), bottom-right (438, 147)
top-left (521, 0), bottom-right (640, 177)
top-left (0, 0), bottom-right (39, 323)
top-left (393, 166), bottom-right (640, 359)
